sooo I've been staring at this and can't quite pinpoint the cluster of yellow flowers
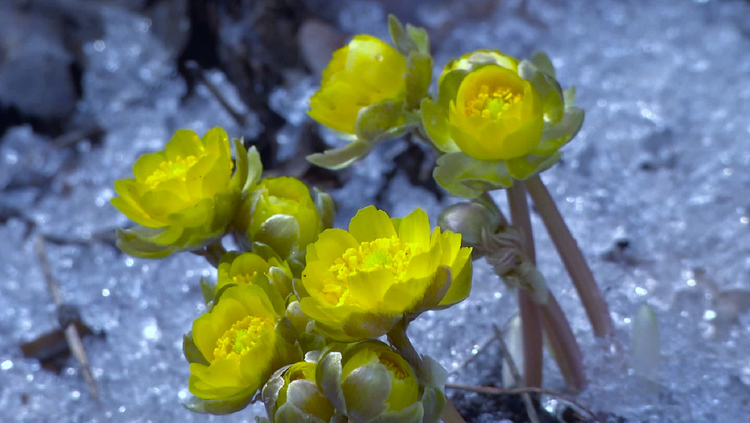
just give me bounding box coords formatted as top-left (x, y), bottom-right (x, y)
top-left (112, 131), bottom-right (472, 420)
top-left (111, 14), bottom-right (585, 423)
top-left (309, 16), bottom-right (583, 198)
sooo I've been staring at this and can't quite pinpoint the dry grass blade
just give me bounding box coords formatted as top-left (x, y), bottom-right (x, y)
top-left (35, 235), bottom-right (100, 401)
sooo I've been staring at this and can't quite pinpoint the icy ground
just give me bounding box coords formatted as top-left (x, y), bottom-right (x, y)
top-left (2, 0), bottom-right (750, 421)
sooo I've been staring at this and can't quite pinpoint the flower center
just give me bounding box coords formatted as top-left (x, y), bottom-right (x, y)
top-left (213, 315), bottom-right (272, 361)
top-left (144, 155), bottom-right (199, 188)
top-left (322, 237), bottom-right (418, 305)
top-left (379, 353), bottom-right (409, 380)
top-left (231, 272), bottom-right (258, 285)
top-left (465, 85), bottom-right (523, 119)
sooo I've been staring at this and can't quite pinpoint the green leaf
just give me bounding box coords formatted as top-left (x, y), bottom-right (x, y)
top-left (306, 139), bottom-right (372, 170)
top-left (244, 145), bottom-right (263, 193)
top-left (182, 332), bottom-right (210, 366)
top-left (530, 51), bottom-right (556, 78)
top-left (230, 138), bottom-right (249, 193)
top-left (182, 389), bottom-right (255, 415)
top-left (355, 100), bottom-right (407, 143)
top-left (518, 59), bottom-right (564, 123)
top-left (506, 151), bottom-right (562, 180)
top-left (388, 14), bottom-right (417, 56)
top-left (200, 277), bottom-right (215, 304)
top-left (406, 24), bottom-right (430, 55)
top-left (313, 188), bottom-right (335, 230)
top-left (563, 86), bottom-right (577, 107)
top-left (115, 227), bottom-right (174, 259)
top-left (405, 51), bottom-right (433, 108)
top-left (368, 403), bottom-right (424, 423)
top-left (534, 106), bottom-right (585, 155)
top-left (433, 153), bottom-right (513, 198)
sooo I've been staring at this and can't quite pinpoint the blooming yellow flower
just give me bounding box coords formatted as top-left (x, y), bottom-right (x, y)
top-left (317, 341), bottom-right (425, 423)
top-left (185, 284), bottom-right (301, 414)
top-left (306, 17), bottom-right (433, 170)
top-left (297, 206), bottom-right (472, 341)
top-left (216, 251), bottom-right (294, 303)
top-left (309, 35), bottom-right (407, 135)
top-left (236, 176), bottom-right (323, 261)
top-left (111, 127), bottom-right (261, 258)
top-left (262, 362), bottom-right (337, 423)
top-left (421, 50), bottom-right (584, 198)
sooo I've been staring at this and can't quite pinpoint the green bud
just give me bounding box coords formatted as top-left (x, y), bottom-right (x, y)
top-left (438, 199), bottom-right (504, 247)
top-left (317, 341), bottom-right (424, 423)
top-left (263, 362), bottom-right (338, 423)
top-left (630, 303), bottom-right (660, 378)
top-left (313, 188), bottom-right (336, 231)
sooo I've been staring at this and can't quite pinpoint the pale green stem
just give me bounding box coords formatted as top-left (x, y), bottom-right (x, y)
top-left (387, 320), bottom-right (467, 423)
top-left (525, 175), bottom-right (614, 337)
top-left (507, 183), bottom-right (544, 388)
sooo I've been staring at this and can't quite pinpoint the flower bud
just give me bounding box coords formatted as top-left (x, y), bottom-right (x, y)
top-left (235, 177), bottom-right (323, 262)
top-left (317, 341), bottom-right (424, 423)
top-left (438, 199), bottom-right (504, 247)
top-left (262, 362), bottom-right (338, 423)
top-left (216, 251), bottom-right (294, 304)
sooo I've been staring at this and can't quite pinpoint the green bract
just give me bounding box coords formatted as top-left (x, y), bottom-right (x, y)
top-left (421, 50), bottom-right (584, 198)
top-left (262, 361), bottom-right (339, 423)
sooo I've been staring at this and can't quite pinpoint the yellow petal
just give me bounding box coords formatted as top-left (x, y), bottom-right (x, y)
top-left (396, 208), bottom-right (431, 247)
top-left (348, 206), bottom-right (397, 243)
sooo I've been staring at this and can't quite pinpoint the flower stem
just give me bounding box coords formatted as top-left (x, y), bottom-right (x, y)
top-left (388, 320), bottom-right (467, 423)
top-left (387, 319), bottom-right (424, 378)
top-left (539, 296), bottom-right (587, 391)
top-left (525, 175), bottom-right (614, 337)
top-left (506, 183), bottom-right (543, 388)
top-left (507, 182), bottom-right (586, 390)
top-left (192, 241), bottom-right (227, 269)
top-left (441, 398), bottom-right (467, 423)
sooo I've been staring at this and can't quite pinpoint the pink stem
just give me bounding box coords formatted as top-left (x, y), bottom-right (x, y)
top-left (507, 183), bottom-right (543, 387)
top-left (525, 175), bottom-right (614, 337)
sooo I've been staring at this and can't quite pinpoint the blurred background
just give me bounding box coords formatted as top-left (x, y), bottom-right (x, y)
top-left (1, 0), bottom-right (749, 421)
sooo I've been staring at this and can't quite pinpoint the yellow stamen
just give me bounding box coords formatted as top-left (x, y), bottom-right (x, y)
top-left (379, 353), bottom-right (408, 380)
top-left (145, 155), bottom-right (199, 187)
top-left (465, 84), bottom-right (523, 119)
top-left (322, 237), bottom-right (419, 306)
top-left (232, 272), bottom-right (258, 285)
top-left (213, 315), bottom-right (272, 361)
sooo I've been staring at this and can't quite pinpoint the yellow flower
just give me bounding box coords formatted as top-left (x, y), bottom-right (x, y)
top-left (216, 251), bottom-right (294, 303)
top-left (309, 34), bottom-right (407, 135)
top-left (262, 362), bottom-right (337, 423)
top-left (449, 63), bottom-right (544, 160)
top-left (297, 206), bottom-right (472, 341)
top-left (184, 284), bottom-right (301, 414)
top-left (306, 16), bottom-right (433, 170)
top-left (317, 341), bottom-right (423, 423)
top-left (111, 127), bottom-right (261, 258)
top-left (236, 177), bottom-right (323, 261)
top-left (421, 50), bottom-right (584, 198)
